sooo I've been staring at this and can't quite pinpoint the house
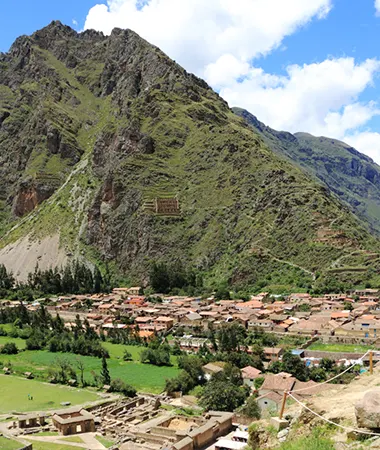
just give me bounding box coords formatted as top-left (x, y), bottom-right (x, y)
top-left (203, 362), bottom-right (225, 379)
top-left (236, 300), bottom-right (263, 310)
top-left (181, 312), bottom-right (203, 328)
top-left (135, 316), bottom-right (152, 327)
top-left (354, 289), bottom-right (380, 297)
top-left (263, 347), bottom-right (283, 362)
top-left (248, 319), bottom-right (274, 332)
top-left (259, 373), bottom-right (296, 396)
top-left (241, 366), bottom-right (262, 387)
top-left (335, 320), bottom-right (380, 338)
top-left (257, 391), bottom-right (284, 415)
top-left (154, 316), bottom-right (174, 330)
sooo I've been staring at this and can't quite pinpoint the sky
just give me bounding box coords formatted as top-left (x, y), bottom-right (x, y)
top-left (2, 1), bottom-right (380, 163)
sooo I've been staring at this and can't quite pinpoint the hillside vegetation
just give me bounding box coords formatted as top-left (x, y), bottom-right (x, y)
top-left (0, 21), bottom-right (379, 291)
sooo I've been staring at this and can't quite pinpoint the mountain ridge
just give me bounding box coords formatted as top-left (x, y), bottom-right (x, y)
top-left (0, 21), bottom-right (379, 292)
top-left (233, 107), bottom-right (380, 237)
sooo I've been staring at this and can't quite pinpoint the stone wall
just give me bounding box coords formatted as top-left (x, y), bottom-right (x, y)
top-left (303, 350), bottom-right (373, 361)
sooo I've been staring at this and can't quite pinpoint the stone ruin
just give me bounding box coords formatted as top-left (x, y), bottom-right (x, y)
top-left (90, 397), bottom-right (234, 450)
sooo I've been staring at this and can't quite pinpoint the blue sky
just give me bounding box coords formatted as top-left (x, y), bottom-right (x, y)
top-left (2, 0), bottom-right (380, 162)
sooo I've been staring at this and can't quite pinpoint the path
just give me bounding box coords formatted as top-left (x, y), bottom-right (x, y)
top-left (25, 432), bottom-right (106, 449)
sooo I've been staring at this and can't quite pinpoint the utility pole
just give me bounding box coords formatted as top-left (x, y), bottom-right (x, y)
top-left (370, 350), bottom-right (373, 375)
top-left (279, 391), bottom-right (288, 420)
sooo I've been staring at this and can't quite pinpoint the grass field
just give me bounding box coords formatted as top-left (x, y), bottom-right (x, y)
top-left (25, 441), bottom-right (79, 450)
top-left (308, 343), bottom-right (373, 353)
top-left (0, 376), bottom-right (100, 414)
top-left (0, 343), bottom-right (179, 394)
top-left (96, 435), bottom-right (115, 448)
top-left (0, 436), bottom-right (22, 450)
top-left (0, 336), bottom-right (27, 349)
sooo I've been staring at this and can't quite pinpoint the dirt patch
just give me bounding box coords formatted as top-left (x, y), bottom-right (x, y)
top-left (0, 234), bottom-right (67, 280)
top-left (167, 418), bottom-right (197, 431)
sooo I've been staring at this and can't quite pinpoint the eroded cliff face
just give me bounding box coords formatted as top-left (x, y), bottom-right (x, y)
top-left (12, 179), bottom-right (56, 217)
top-left (0, 21), bottom-right (379, 287)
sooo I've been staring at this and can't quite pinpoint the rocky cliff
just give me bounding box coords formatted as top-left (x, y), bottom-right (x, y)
top-left (0, 21), bottom-right (379, 290)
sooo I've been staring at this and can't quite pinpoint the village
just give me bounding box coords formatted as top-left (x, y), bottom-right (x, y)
top-left (2, 287), bottom-right (380, 450)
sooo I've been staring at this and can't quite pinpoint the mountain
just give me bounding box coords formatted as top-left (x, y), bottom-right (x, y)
top-left (233, 107), bottom-right (380, 237)
top-left (0, 21), bottom-right (379, 292)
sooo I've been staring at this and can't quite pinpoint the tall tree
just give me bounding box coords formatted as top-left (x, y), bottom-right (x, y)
top-left (101, 355), bottom-right (111, 385)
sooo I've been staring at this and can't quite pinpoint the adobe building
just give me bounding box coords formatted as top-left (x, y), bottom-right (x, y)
top-left (52, 407), bottom-right (95, 435)
top-left (18, 413), bottom-right (46, 429)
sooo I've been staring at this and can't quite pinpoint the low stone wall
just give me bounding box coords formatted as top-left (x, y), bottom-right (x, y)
top-left (320, 335), bottom-right (378, 345)
top-left (303, 350), bottom-right (375, 361)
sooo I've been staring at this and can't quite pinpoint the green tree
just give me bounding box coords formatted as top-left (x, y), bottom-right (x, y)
top-left (0, 342), bottom-right (18, 354)
top-left (241, 396), bottom-right (261, 419)
top-left (123, 350), bottom-right (133, 361)
top-left (101, 355), bottom-right (111, 385)
top-left (200, 379), bottom-right (248, 411)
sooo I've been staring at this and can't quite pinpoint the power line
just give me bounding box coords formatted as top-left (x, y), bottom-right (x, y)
top-left (287, 392), bottom-right (380, 437)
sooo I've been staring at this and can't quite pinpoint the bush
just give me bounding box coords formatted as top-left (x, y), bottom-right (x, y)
top-left (123, 350), bottom-right (133, 361)
top-left (141, 348), bottom-right (171, 366)
top-left (110, 378), bottom-right (137, 397)
top-left (0, 342), bottom-right (18, 355)
top-left (254, 377), bottom-right (265, 390)
top-left (241, 396), bottom-right (261, 419)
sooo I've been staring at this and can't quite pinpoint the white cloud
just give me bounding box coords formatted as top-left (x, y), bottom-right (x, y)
top-left (216, 57), bottom-right (380, 160)
top-left (344, 131), bottom-right (380, 163)
top-left (72, 19), bottom-right (78, 27)
top-left (84, 0), bottom-right (332, 76)
top-left (375, 0), bottom-right (380, 16)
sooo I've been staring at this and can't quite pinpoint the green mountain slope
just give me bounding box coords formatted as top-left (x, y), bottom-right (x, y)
top-left (0, 21), bottom-right (379, 292)
top-left (233, 107), bottom-right (380, 237)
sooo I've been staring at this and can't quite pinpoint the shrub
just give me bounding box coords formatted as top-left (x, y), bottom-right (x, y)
top-left (110, 378), bottom-right (137, 397)
top-left (0, 342), bottom-right (18, 355)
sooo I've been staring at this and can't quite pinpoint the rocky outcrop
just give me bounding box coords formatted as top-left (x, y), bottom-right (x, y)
top-left (12, 178), bottom-right (56, 217)
top-left (355, 391), bottom-right (380, 429)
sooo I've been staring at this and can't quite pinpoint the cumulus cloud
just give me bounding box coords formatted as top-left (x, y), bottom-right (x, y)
top-left (217, 58), bottom-right (380, 139)
top-left (345, 131), bottom-right (380, 163)
top-left (84, 0), bottom-right (332, 75)
top-left (376, 0), bottom-right (380, 15)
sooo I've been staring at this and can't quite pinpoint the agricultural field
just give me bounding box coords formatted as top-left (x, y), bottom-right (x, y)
top-left (0, 335), bottom-right (27, 349)
top-left (308, 342), bottom-right (373, 354)
top-left (0, 342), bottom-right (179, 394)
top-left (0, 376), bottom-right (100, 414)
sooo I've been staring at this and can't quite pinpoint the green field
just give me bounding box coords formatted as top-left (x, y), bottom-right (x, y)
top-left (0, 376), bottom-right (100, 414)
top-left (0, 336), bottom-right (27, 349)
top-left (308, 343), bottom-right (373, 353)
top-left (0, 436), bottom-right (22, 450)
top-left (25, 441), bottom-right (79, 450)
top-left (96, 435), bottom-right (115, 448)
top-left (0, 342), bottom-right (179, 394)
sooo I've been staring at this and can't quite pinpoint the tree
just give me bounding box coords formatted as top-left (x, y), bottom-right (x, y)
top-left (76, 358), bottom-right (86, 387)
top-left (344, 301), bottom-right (353, 311)
top-left (123, 350), bottom-right (133, 361)
top-left (241, 396), bottom-right (261, 419)
top-left (0, 264), bottom-right (15, 290)
top-left (200, 379), bottom-right (248, 411)
top-left (214, 286), bottom-right (231, 300)
top-left (281, 351), bottom-right (308, 381)
top-left (101, 355), bottom-right (111, 385)
top-left (94, 266), bottom-right (103, 294)
top-left (254, 376), bottom-right (265, 390)
top-left (0, 342), bottom-right (18, 355)
top-left (110, 378), bottom-right (136, 397)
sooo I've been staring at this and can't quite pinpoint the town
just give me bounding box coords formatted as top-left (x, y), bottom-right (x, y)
top-left (1, 286), bottom-right (379, 450)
